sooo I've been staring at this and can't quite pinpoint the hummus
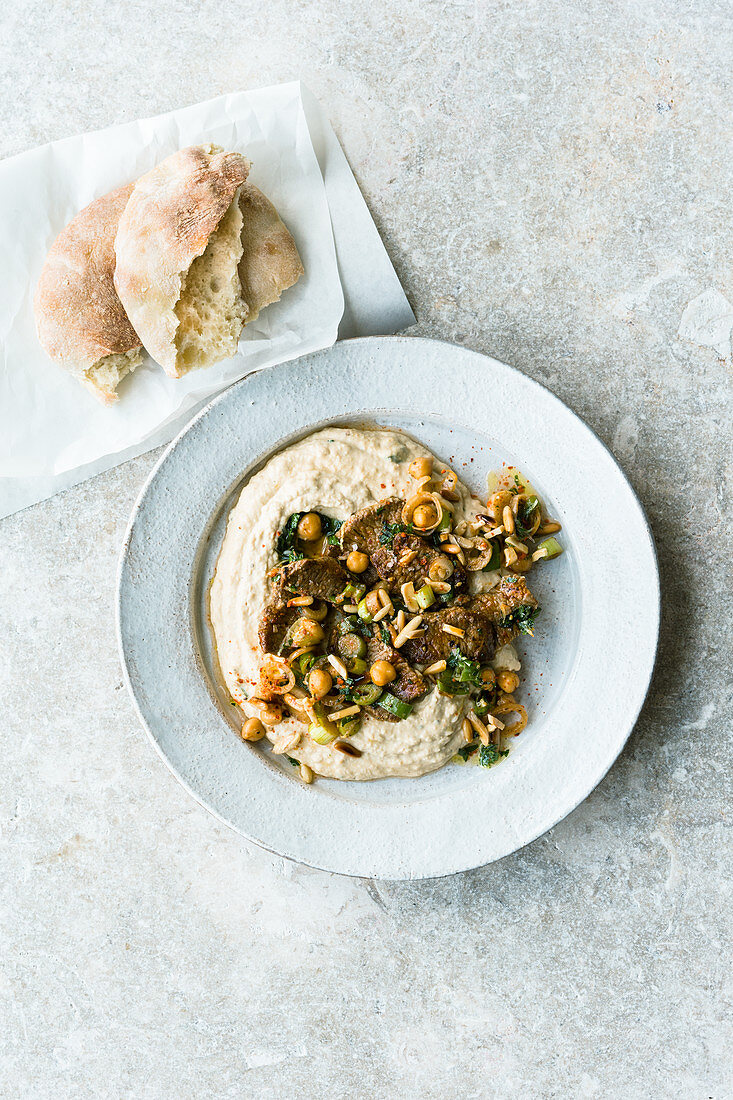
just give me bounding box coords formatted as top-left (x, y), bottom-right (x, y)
top-left (209, 427), bottom-right (514, 781)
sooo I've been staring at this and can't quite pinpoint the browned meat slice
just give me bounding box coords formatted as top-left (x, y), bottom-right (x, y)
top-left (258, 601), bottom-right (299, 654)
top-left (366, 629), bottom-right (428, 705)
top-left (276, 556), bottom-right (348, 604)
top-left (400, 606), bottom-right (496, 666)
top-left (340, 498), bottom-right (467, 595)
top-left (372, 533), bottom-right (468, 596)
top-left (339, 498), bottom-right (404, 556)
top-left (471, 574), bottom-right (538, 645)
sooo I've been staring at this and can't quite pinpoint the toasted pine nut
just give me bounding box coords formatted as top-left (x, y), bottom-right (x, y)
top-left (329, 705), bottom-right (360, 722)
top-left (299, 763), bottom-right (314, 784)
top-left (468, 711), bottom-right (490, 744)
top-left (505, 536), bottom-right (528, 553)
top-left (441, 624), bottom-right (465, 638)
top-left (287, 595), bottom-right (314, 607)
top-left (502, 505), bottom-right (515, 534)
top-left (462, 718), bottom-right (474, 743)
top-left (538, 521), bottom-right (562, 534)
top-left (401, 582), bottom-right (419, 612)
top-left (327, 654), bottom-right (349, 680)
top-left (393, 614), bottom-right (423, 648)
top-left (424, 660), bottom-right (447, 675)
top-left (532, 547), bottom-right (549, 562)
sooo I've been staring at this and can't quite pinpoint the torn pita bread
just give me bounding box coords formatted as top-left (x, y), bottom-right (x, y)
top-left (113, 145), bottom-right (251, 378)
top-left (34, 183), bottom-right (142, 405)
top-left (238, 182), bottom-right (304, 323)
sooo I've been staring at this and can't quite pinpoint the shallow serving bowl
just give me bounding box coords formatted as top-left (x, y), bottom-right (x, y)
top-left (117, 336), bottom-right (660, 879)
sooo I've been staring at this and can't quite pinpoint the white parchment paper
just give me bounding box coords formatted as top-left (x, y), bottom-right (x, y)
top-left (0, 82), bottom-right (415, 518)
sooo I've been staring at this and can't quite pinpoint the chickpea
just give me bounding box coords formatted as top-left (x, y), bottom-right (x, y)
top-left (346, 550), bottom-right (369, 574)
top-left (429, 555), bottom-right (454, 582)
top-left (241, 717), bottom-right (266, 742)
top-left (371, 659), bottom-right (396, 686)
top-left (309, 668), bottom-right (333, 700)
top-left (413, 503), bottom-right (437, 530)
top-left (480, 667), bottom-right (496, 688)
top-left (250, 701), bottom-right (282, 726)
top-left (487, 490), bottom-right (512, 522)
top-left (409, 456), bottom-right (433, 480)
top-left (291, 618), bottom-right (325, 647)
top-left (497, 670), bottom-right (520, 694)
top-left (297, 512), bottom-right (322, 541)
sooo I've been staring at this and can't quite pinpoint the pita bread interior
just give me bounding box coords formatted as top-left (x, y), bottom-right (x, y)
top-left (34, 183), bottom-right (143, 405)
top-left (114, 145), bottom-right (252, 378)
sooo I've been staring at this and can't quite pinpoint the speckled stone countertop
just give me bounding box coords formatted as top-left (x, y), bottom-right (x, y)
top-left (1, 3), bottom-right (731, 1097)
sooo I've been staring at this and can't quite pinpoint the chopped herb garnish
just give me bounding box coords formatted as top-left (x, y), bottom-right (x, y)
top-left (447, 649), bottom-right (482, 684)
top-left (276, 511), bottom-right (342, 560)
top-left (437, 649), bottom-right (483, 695)
top-left (389, 445), bottom-right (410, 463)
top-left (478, 743), bottom-right (509, 767)
top-left (378, 521), bottom-right (415, 545)
top-left (379, 622), bottom-right (392, 645)
top-left (285, 756), bottom-right (300, 767)
top-left (516, 495), bottom-right (540, 536)
top-left (458, 743), bottom-right (478, 761)
top-left (320, 514), bottom-right (343, 545)
top-left (500, 604), bottom-right (540, 636)
top-left (276, 511), bottom-right (305, 563)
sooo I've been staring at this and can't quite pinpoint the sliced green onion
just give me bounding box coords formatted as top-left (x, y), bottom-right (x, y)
top-left (376, 692), bottom-right (413, 719)
top-left (337, 632), bottom-right (367, 661)
top-left (350, 683), bottom-right (383, 706)
top-left (348, 657), bottom-right (367, 676)
top-left (415, 583), bottom-right (435, 610)
top-left (438, 509), bottom-right (452, 532)
top-left (341, 582), bottom-right (366, 602)
top-left (309, 722), bottom-right (338, 745)
top-left (436, 670), bottom-right (463, 696)
top-left (309, 703), bottom-right (338, 744)
top-left (296, 653), bottom-right (316, 678)
top-left (482, 543), bottom-right (502, 572)
top-left (357, 597), bottom-right (374, 623)
top-left (336, 616), bottom-right (362, 635)
top-left (537, 536), bottom-right (563, 559)
top-left (337, 715), bottom-right (362, 738)
top-left (473, 695), bottom-right (490, 717)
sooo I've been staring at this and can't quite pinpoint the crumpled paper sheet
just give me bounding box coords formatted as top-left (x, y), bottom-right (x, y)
top-left (0, 82), bottom-right (415, 518)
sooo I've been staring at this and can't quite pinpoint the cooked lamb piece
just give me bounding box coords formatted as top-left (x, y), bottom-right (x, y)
top-left (339, 498), bottom-right (404, 556)
top-left (258, 601), bottom-right (299, 654)
top-left (470, 574), bottom-right (538, 645)
top-left (340, 498), bottom-right (467, 595)
top-left (276, 556), bottom-right (349, 604)
top-left (372, 533), bottom-right (467, 595)
top-left (366, 628), bottom-right (428, 705)
top-left (400, 605), bottom-right (496, 666)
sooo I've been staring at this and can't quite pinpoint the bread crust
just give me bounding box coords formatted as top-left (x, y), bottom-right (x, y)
top-left (238, 183), bottom-right (304, 322)
top-left (34, 183), bottom-right (140, 372)
top-left (113, 145), bottom-right (250, 376)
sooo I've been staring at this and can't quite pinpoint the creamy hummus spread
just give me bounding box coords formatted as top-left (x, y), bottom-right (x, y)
top-left (210, 427), bottom-right (532, 781)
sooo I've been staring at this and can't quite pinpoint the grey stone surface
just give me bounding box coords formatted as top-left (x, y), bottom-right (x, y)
top-left (1, 1), bottom-right (731, 1097)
